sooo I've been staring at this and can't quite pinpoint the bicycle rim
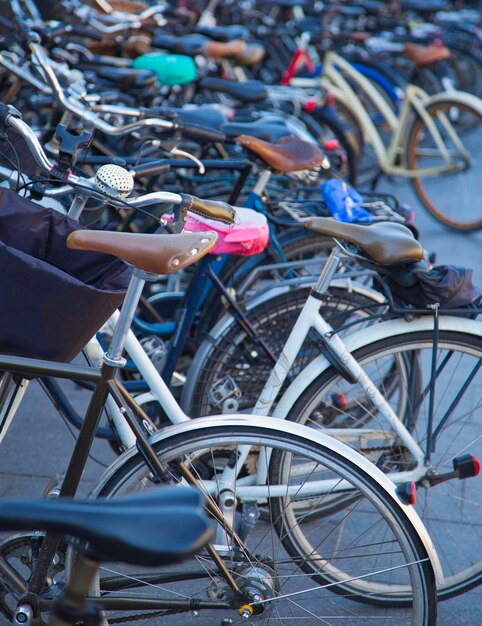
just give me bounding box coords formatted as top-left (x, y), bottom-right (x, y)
top-left (407, 100), bottom-right (482, 232)
top-left (90, 421), bottom-right (436, 624)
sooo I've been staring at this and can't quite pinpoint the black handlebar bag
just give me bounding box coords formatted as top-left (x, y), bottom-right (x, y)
top-left (0, 188), bottom-right (131, 362)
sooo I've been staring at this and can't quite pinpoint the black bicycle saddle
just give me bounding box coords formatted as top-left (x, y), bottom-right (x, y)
top-left (199, 77), bottom-right (268, 103)
top-left (0, 489), bottom-right (213, 566)
top-left (195, 25), bottom-right (249, 42)
top-left (152, 33), bottom-right (208, 56)
top-left (222, 117), bottom-right (292, 143)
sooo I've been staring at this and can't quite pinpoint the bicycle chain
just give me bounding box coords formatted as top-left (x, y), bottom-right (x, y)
top-left (108, 608), bottom-right (190, 623)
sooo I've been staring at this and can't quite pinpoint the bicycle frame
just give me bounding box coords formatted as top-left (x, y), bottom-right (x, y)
top-left (216, 247), bottom-right (482, 497)
top-left (0, 273), bottom-right (444, 609)
top-left (291, 50), bottom-right (481, 178)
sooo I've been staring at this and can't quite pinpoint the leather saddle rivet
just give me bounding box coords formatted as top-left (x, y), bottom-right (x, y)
top-left (172, 258), bottom-right (180, 266)
top-left (190, 247), bottom-right (199, 255)
top-left (201, 237), bottom-right (210, 243)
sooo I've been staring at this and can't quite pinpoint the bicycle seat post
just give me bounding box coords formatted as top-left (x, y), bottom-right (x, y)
top-left (104, 269), bottom-right (152, 368)
top-left (312, 246), bottom-right (343, 295)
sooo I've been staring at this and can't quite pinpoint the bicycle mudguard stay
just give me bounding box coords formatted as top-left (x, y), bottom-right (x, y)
top-left (91, 414), bottom-right (444, 585)
top-left (272, 315), bottom-right (482, 420)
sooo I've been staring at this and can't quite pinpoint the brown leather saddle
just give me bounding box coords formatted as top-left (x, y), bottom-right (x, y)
top-left (307, 218), bottom-right (424, 266)
top-left (236, 135), bottom-right (327, 172)
top-left (404, 43), bottom-right (451, 67)
top-left (67, 230), bottom-right (218, 274)
top-left (204, 39), bottom-right (246, 59)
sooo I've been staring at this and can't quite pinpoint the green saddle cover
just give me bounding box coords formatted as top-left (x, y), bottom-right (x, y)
top-left (132, 54), bottom-right (197, 86)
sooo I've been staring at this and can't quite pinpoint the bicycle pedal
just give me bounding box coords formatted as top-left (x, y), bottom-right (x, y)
top-left (453, 454), bottom-right (480, 479)
top-left (425, 455), bottom-right (480, 487)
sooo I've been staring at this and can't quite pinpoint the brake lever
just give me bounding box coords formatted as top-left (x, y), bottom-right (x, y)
top-left (169, 146), bottom-right (205, 174)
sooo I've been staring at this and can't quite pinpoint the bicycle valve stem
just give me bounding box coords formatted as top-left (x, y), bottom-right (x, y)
top-left (95, 164), bottom-right (134, 199)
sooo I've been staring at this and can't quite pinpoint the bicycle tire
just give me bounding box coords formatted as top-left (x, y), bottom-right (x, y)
top-left (91, 418), bottom-right (437, 624)
top-left (284, 329), bottom-right (482, 601)
top-left (406, 98), bottom-right (482, 232)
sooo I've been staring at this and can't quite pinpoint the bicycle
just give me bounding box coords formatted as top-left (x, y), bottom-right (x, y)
top-left (181, 214), bottom-right (481, 602)
top-left (0, 103), bottom-right (440, 625)
top-left (291, 48), bottom-right (482, 231)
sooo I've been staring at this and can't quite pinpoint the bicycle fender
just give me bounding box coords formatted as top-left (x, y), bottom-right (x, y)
top-left (426, 90), bottom-right (482, 117)
top-left (90, 415), bottom-right (444, 584)
top-left (273, 314), bottom-right (482, 421)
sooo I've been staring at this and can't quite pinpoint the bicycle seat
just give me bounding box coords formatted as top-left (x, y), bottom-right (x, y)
top-left (236, 135), bottom-right (327, 172)
top-left (67, 230), bottom-right (218, 274)
top-left (349, 32), bottom-right (372, 42)
top-left (232, 43), bottom-right (266, 66)
top-left (204, 39), bottom-right (247, 59)
top-left (175, 106), bottom-right (225, 129)
top-left (0, 490), bottom-right (213, 566)
top-left (403, 43), bottom-right (451, 66)
top-left (307, 218), bottom-right (424, 266)
top-left (195, 25), bottom-right (249, 42)
top-left (152, 33), bottom-right (207, 56)
top-left (199, 77), bottom-right (268, 103)
top-left (223, 119), bottom-right (291, 143)
top-left (95, 67), bottom-right (157, 89)
top-left (260, 0), bottom-right (309, 7)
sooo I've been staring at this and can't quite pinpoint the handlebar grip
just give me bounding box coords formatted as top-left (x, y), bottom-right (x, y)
top-left (139, 107), bottom-right (177, 121)
top-left (178, 123), bottom-right (226, 144)
top-left (131, 161), bottom-right (171, 178)
top-left (183, 195), bottom-right (236, 225)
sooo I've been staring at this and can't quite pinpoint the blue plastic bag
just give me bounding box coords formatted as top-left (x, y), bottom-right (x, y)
top-left (321, 179), bottom-right (372, 223)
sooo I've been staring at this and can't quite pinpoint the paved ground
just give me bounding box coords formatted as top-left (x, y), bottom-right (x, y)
top-left (0, 180), bottom-right (480, 624)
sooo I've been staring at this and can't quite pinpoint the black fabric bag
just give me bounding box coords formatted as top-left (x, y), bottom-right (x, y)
top-left (388, 265), bottom-right (482, 310)
top-left (0, 188), bottom-right (131, 362)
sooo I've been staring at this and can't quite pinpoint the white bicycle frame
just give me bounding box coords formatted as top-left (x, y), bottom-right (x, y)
top-left (214, 246), bottom-right (482, 501)
top-left (291, 50), bottom-right (482, 177)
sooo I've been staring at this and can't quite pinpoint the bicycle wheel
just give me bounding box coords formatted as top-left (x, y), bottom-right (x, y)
top-left (406, 98), bottom-right (482, 231)
top-left (91, 418), bottom-right (436, 624)
top-left (285, 329), bottom-right (482, 601)
top-left (184, 285), bottom-right (382, 418)
top-left (446, 46), bottom-right (482, 99)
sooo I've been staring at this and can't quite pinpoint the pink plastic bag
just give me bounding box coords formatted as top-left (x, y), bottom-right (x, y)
top-left (167, 206), bottom-right (269, 256)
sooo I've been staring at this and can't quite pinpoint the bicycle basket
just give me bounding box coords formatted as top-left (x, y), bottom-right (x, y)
top-left (0, 189), bottom-right (131, 362)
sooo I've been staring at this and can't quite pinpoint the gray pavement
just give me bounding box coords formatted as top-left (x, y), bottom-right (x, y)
top-left (0, 180), bottom-right (480, 624)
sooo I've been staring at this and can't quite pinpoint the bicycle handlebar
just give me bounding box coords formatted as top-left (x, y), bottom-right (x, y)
top-left (0, 105), bottom-right (236, 224)
top-left (43, 22), bottom-right (105, 42)
top-left (28, 43), bottom-right (176, 136)
top-left (0, 105), bottom-right (182, 205)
